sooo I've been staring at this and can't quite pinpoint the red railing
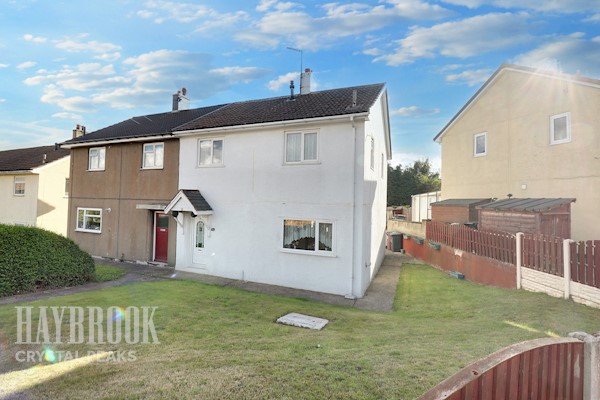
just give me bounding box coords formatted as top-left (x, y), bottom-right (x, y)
top-left (570, 240), bottom-right (600, 288)
top-left (418, 337), bottom-right (584, 400)
top-left (426, 221), bottom-right (516, 264)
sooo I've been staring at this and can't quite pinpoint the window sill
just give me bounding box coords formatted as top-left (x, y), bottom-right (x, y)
top-left (280, 248), bottom-right (336, 258)
top-left (87, 169), bottom-right (105, 172)
top-left (473, 153), bottom-right (487, 157)
top-left (140, 167), bottom-right (164, 170)
top-left (197, 164), bottom-right (225, 168)
top-left (75, 228), bottom-right (101, 234)
top-left (283, 161), bottom-right (321, 166)
top-left (550, 139), bottom-right (571, 145)
top-left (13, 194), bottom-right (25, 197)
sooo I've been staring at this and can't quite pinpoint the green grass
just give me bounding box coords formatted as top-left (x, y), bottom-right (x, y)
top-left (93, 265), bottom-right (127, 282)
top-left (1, 263), bottom-right (599, 399)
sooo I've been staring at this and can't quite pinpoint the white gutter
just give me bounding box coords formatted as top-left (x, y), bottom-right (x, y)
top-left (0, 170), bottom-right (35, 175)
top-left (174, 113), bottom-right (370, 137)
top-left (347, 115), bottom-right (357, 299)
top-left (61, 133), bottom-right (175, 149)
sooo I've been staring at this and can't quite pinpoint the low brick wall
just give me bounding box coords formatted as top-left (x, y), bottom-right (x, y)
top-left (387, 220), bottom-right (426, 238)
top-left (403, 235), bottom-right (516, 289)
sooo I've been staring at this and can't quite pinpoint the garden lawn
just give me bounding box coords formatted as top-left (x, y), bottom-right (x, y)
top-left (94, 265), bottom-right (127, 282)
top-left (1, 263), bottom-right (599, 399)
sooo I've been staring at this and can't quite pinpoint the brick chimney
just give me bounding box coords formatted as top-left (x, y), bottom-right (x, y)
top-left (172, 88), bottom-right (190, 111)
top-left (72, 124), bottom-right (86, 138)
top-left (300, 68), bottom-right (312, 95)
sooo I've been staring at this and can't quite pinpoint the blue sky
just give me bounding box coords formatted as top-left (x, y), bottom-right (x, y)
top-left (1, 1), bottom-right (599, 170)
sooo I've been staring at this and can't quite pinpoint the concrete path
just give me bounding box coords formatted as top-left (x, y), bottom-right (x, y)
top-left (0, 252), bottom-right (414, 312)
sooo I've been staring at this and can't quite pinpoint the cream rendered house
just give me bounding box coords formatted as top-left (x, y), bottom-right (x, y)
top-left (0, 145), bottom-right (70, 235)
top-left (435, 64), bottom-right (600, 240)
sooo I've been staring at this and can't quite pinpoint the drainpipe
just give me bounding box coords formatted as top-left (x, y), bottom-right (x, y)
top-left (347, 116), bottom-right (357, 299)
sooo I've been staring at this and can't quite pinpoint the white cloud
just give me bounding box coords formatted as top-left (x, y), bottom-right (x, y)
top-left (17, 61), bottom-right (37, 70)
top-left (208, 66), bottom-right (269, 84)
top-left (0, 119), bottom-right (73, 150)
top-left (95, 52), bottom-right (121, 62)
top-left (376, 12), bottom-right (531, 66)
top-left (584, 13), bottom-right (600, 22)
top-left (391, 105), bottom-right (440, 116)
top-left (441, 0), bottom-right (599, 13)
top-left (0, 99), bottom-right (6, 103)
top-left (267, 72), bottom-right (299, 91)
top-left (512, 34), bottom-right (600, 77)
top-left (138, 0), bottom-right (248, 32)
top-left (23, 34), bottom-right (47, 43)
top-left (24, 63), bottom-right (129, 92)
top-left (52, 112), bottom-right (83, 120)
top-left (238, 0), bottom-right (451, 50)
top-left (55, 38), bottom-right (121, 54)
top-left (445, 68), bottom-right (493, 86)
top-left (0, 64), bottom-right (8, 68)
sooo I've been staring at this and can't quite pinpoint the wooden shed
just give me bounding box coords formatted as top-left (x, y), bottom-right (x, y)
top-left (478, 198), bottom-right (576, 238)
top-left (431, 198), bottom-right (492, 224)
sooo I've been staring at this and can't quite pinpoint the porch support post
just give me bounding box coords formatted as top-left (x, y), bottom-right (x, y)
top-left (563, 239), bottom-right (572, 300)
top-left (515, 232), bottom-right (523, 290)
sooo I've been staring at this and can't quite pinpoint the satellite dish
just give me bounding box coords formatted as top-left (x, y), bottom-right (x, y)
top-left (181, 87), bottom-right (187, 96)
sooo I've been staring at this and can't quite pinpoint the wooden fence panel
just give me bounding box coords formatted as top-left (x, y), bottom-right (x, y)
top-left (418, 338), bottom-right (584, 400)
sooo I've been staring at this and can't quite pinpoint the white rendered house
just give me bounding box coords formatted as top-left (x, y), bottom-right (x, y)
top-left (166, 81), bottom-right (392, 298)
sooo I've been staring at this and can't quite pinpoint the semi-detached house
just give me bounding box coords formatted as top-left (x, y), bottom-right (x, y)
top-left (62, 80), bottom-right (391, 298)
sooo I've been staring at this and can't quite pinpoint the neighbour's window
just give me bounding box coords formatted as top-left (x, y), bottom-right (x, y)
top-left (282, 219), bottom-right (333, 254)
top-left (65, 178), bottom-right (70, 197)
top-left (76, 208), bottom-right (102, 233)
top-left (14, 177), bottom-right (25, 196)
top-left (196, 221), bottom-right (204, 249)
top-left (285, 131), bottom-right (318, 163)
top-left (474, 132), bottom-right (487, 157)
top-left (142, 143), bottom-right (164, 169)
top-left (88, 147), bottom-right (106, 171)
top-left (198, 139), bottom-right (223, 166)
top-left (370, 137), bottom-right (375, 170)
top-left (550, 112), bottom-right (571, 145)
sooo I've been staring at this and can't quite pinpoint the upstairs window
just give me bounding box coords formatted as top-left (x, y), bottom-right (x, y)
top-left (370, 137), bottom-right (375, 170)
top-left (14, 177), bottom-right (25, 196)
top-left (88, 147), bottom-right (106, 171)
top-left (285, 131), bottom-right (318, 163)
top-left (142, 143), bottom-right (164, 169)
top-left (64, 178), bottom-right (70, 197)
top-left (198, 139), bottom-right (223, 166)
top-left (474, 132), bottom-right (487, 157)
top-left (550, 112), bottom-right (571, 145)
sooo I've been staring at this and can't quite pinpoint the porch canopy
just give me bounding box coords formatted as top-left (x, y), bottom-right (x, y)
top-left (164, 189), bottom-right (213, 216)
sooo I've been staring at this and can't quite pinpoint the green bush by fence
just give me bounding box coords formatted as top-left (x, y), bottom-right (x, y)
top-left (0, 225), bottom-right (95, 296)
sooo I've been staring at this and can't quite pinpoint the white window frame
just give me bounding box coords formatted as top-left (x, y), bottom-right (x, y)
top-left (473, 132), bottom-right (487, 157)
top-left (281, 218), bottom-right (335, 257)
top-left (76, 207), bottom-right (102, 234)
top-left (88, 147), bottom-right (106, 171)
top-left (550, 112), bottom-right (571, 145)
top-left (197, 138), bottom-right (224, 167)
top-left (13, 176), bottom-right (25, 196)
top-left (142, 142), bottom-right (164, 169)
top-left (284, 131), bottom-right (319, 164)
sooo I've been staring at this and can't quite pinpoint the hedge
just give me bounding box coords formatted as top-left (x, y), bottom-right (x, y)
top-left (0, 225), bottom-right (95, 297)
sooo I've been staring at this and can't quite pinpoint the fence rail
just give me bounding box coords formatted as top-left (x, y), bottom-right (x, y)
top-left (425, 221), bottom-right (600, 291)
top-left (426, 221), bottom-right (516, 264)
top-left (418, 337), bottom-right (585, 400)
top-left (570, 240), bottom-right (600, 288)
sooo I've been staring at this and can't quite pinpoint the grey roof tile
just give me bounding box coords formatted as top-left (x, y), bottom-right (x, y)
top-left (0, 146), bottom-right (70, 172)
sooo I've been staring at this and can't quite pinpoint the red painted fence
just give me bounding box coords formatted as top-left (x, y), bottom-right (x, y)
top-left (570, 240), bottom-right (600, 288)
top-left (425, 221), bottom-right (600, 291)
top-left (426, 221), bottom-right (516, 264)
top-left (418, 337), bottom-right (584, 400)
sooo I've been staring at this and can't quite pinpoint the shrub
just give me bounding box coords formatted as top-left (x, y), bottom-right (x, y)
top-left (0, 225), bottom-right (95, 297)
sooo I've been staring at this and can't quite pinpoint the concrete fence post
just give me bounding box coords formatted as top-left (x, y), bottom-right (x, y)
top-left (515, 232), bottom-right (523, 290)
top-left (569, 331), bottom-right (600, 400)
top-left (563, 239), bottom-right (572, 300)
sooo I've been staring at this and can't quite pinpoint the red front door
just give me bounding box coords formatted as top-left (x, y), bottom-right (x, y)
top-left (154, 213), bottom-right (169, 263)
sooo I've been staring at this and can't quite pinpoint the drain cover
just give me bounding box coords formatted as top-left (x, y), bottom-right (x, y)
top-left (276, 313), bottom-right (329, 330)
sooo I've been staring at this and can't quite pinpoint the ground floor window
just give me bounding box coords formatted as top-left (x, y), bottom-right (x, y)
top-left (76, 208), bottom-right (102, 233)
top-left (282, 219), bottom-right (333, 253)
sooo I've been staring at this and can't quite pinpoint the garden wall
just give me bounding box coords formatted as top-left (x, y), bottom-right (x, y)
top-left (387, 220), bottom-right (426, 238)
top-left (403, 235), bottom-right (516, 289)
